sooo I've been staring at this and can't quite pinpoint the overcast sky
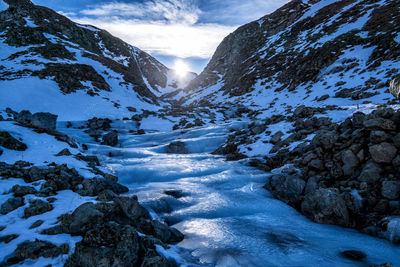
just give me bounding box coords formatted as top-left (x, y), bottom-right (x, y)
top-left (33, 0), bottom-right (289, 73)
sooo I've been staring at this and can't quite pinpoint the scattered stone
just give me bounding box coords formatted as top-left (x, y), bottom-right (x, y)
top-left (24, 199), bottom-right (53, 218)
top-left (11, 185), bottom-right (37, 197)
top-left (165, 141), bottom-right (187, 154)
top-left (0, 131), bottom-right (27, 151)
top-left (56, 148), bottom-right (71, 156)
top-left (13, 240), bottom-right (68, 261)
top-left (340, 250), bottom-right (367, 261)
top-left (102, 131), bottom-right (118, 146)
top-left (369, 142), bottom-right (397, 164)
top-left (0, 197), bottom-right (24, 215)
top-left (0, 234), bottom-right (18, 243)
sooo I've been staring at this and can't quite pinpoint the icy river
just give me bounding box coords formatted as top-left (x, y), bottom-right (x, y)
top-left (66, 121), bottom-right (400, 267)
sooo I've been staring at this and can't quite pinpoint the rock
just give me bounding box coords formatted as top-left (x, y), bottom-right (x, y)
top-left (115, 197), bottom-right (150, 222)
top-left (0, 234), bottom-right (18, 243)
top-left (81, 178), bottom-right (128, 196)
top-left (265, 174), bottom-right (305, 205)
top-left (270, 131), bottom-right (284, 144)
top-left (149, 220), bottom-right (184, 244)
top-left (165, 141), bottom-right (187, 154)
top-left (102, 131), bottom-right (118, 146)
top-left (369, 142), bottom-right (397, 164)
top-left (0, 197), bottom-right (24, 215)
top-left (15, 110), bottom-right (32, 124)
top-left (293, 105), bottom-right (314, 118)
top-left (363, 118), bottom-right (396, 131)
top-left (96, 189), bottom-right (118, 202)
top-left (393, 155), bottom-right (400, 167)
top-left (164, 189), bottom-right (186, 199)
top-left (56, 148), bottom-right (71, 156)
top-left (341, 150), bottom-right (359, 176)
top-left (10, 185), bottom-right (37, 197)
top-left (358, 161), bottom-right (382, 183)
top-left (212, 142), bottom-right (237, 155)
top-left (393, 133), bottom-right (400, 149)
top-left (24, 199), bottom-right (53, 218)
top-left (389, 75), bottom-right (400, 99)
top-left (370, 131), bottom-right (389, 144)
top-left (340, 250), bottom-right (367, 261)
top-left (87, 117), bottom-right (111, 130)
top-left (308, 159), bottom-right (324, 170)
top-left (29, 220), bottom-right (44, 229)
top-left (61, 202), bottom-right (104, 235)
top-left (381, 181), bottom-right (400, 200)
top-left (311, 130), bottom-right (338, 150)
top-left (385, 217), bottom-right (400, 244)
top-left (301, 188), bottom-right (350, 227)
top-left (13, 240), bottom-right (69, 261)
top-left (31, 112), bottom-right (58, 130)
top-left (0, 131), bottom-right (27, 151)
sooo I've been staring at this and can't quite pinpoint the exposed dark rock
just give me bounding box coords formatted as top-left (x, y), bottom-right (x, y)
top-left (363, 118), bottom-right (396, 131)
top-left (164, 189), bottom-right (186, 199)
top-left (10, 185), bottom-right (37, 197)
top-left (13, 240), bottom-right (69, 262)
top-left (61, 202), bottom-right (104, 235)
top-left (340, 250), bottom-right (367, 261)
top-left (24, 199), bottom-right (53, 218)
top-left (56, 148), bottom-right (71, 156)
top-left (381, 181), bottom-right (400, 200)
top-left (265, 174), bottom-right (305, 206)
top-left (389, 75), bottom-right (400, 99)
top-left (29, 220), bottom-right (44, 229)
top-left (31, 112), bottom-right (58, 130)
top-left (97, 189), bottom-right (118, 202)
top-left (114, 196), bottom-right (150, 222)
top-left (148, 220), bottom-right (184, 244)
top-left (369, 142), bottom-right (397, 164)
top-left (165, 141), bottom-right (187, 154)
top-left (0, 234), bottom-right (18, 244)
top-left (81, 178), bottom-right (129, 196)
top-left (0, 197), bottom-right (24, 215)
top-left (301, 188), bottom-right (350, 227)
top-left (102, 131), bottom-right (118, 146)
top-left (0, 131), bottom-right (27, 151)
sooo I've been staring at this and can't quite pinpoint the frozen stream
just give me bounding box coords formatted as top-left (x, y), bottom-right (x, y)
top-left (64, 121), bottom-right (400, 267)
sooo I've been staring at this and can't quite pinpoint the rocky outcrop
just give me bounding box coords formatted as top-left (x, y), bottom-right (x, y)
top-left (0, 131), bottom-right (27, 151)
top-left (390, 76), bottom-right (400, 99)
top-left (14, 110), bottom-right (58, 130)
top-left (165, 141), bottom-right (187, 154)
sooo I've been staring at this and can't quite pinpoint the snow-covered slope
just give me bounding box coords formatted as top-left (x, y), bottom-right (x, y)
top-left (0, 0), bottom-right (192, 121)
top-left (184, 0), bottom-right (400, 118)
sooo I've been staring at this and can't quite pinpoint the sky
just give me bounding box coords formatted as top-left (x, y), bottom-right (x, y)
top-left (33, 0), bottom-right (289, 73)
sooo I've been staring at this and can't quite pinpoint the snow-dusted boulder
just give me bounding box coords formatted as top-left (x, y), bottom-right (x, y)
top-left (390, 76), bottom-right (400, 99)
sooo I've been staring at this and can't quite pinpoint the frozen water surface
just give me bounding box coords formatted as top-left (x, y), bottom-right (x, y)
top-left (63, 121), bottom-right (400, 267)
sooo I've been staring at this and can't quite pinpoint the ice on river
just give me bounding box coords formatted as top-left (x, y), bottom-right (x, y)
top-left (64, 121), bottom-right (400, 267)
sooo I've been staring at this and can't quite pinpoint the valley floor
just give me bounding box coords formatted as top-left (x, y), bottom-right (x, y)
top-left (62, 121), bottom-right (400, 267)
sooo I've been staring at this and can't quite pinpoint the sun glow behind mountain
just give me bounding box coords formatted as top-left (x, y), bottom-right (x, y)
top-left (174, 60), bottom-right (190, 77)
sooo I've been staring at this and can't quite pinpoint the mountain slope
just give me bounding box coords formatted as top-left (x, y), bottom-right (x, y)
top-left (184, 0), bottom-right (400, 115)
top-left (0, 0), bottom-right (188, 120)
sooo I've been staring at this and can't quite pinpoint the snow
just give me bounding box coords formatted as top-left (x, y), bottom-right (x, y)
top-left (0, 0), bottom-right (8, 12)
top-left (395, 34), bottom-right (400, 44)
top-left (63, 122), bottom-right (400, 267)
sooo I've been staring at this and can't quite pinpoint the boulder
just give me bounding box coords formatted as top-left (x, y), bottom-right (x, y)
top-left (149, 220), bottom-right (184, 244)
top-left (81, 178), bottom-right (128, 196)
top-left (270, 131), bottom-right (284, 144)
top-left (56, 148), bottom-right (71, 156)
top-left (370, 130), bottom-right (389, 144)
top-left (341, 150), bottom-right (359, 176)
top-left (0, 197), bottom-right (24, 215)
top-left (0, 234), bottom-right (18, 244)
top-left (381, 181), bottom-right (400, 200)
top-left (10, 185), bottom-right (37, 197)
top-left (61, 202), bottom-right (104, 235)
top-left (15, 110), bottom-right (33, 124)
top-left (165, 141), bottom-right (187, 154)
top-left (358, 161), bottom-right (382, 183)
top-left (340, 250), bottom-right (367, 261)
top-left (369, 142), bottom-right (397, 164)
top-left (114, 197), bottom-right (150, 222)
top-left (389, 75), bottom-right (400, 99)
top-left (31, 112), bottom-right (58, 130)
top-left (301, 188), bottom-right (350, 227)
top-left (393, 133), bottom-right (400, 149)
top-left (363, 118), bottom-right (396, 131)
top-left (265, 174), bottom-right (305, 205)
top-left (311, 130), bottom-right (338, 150)
top-left (293, 105), bottom-right (314, 118)
top-left (13, 240), bottom-right (68, 261)
top-left (24, 199), bottom-right (53, 218)
top-left (102, 131), bottom-right (118, 146)
top-left (87, 117), bottom-right (111, 130)
top-left (0, 131), bottom-right (27, 151)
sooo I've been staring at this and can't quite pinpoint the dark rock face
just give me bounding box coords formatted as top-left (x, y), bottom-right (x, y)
top-left (301, 188), bottom-right (350, 227)
top-left (265, 174), bottom-right (305, 206)
top-left (0, 197), bottom-right (24, 215)
top-left (0, 131), bottom-right (27, 151)
top-left (165, 141), bottom-right (187, 154)
top-left (102, 131), bottom-right (118, 146)
top-left (23, 199), bottom-right (53, 218)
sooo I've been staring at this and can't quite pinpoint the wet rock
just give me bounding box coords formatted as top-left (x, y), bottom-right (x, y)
top-left (0, 197), bottom-right (24, 215)
top-left (381, 181), bottom-right (400, 200)
top-left (81, 178), bottom-right (128, 196)
top-left (24, 199), bottom-right (53, 218)
top-left (165, 141), bottom-right (187, 154)
top-left (31, 112), bottom-right (58, 130)
top-left (13, 240), bottom-right (69, 261)
top-left (149, 220), bottom-right (184, 244)
top-left (301, 188), bottom-right (350, 227)
top-left (340, 250), bottom-right (367, 261)
top-left (0, 131), bottom-right (27, 151)
top-left (265, 174), bottom-right (305, 205)
top-left (61, 202), bottom-right (104, 235)
top-left (363, 118), bottom-right (396, 131)
top-left (56, 148), bottom-right (71, 156)
top-left (10, 185), bottom-right (37, 197)
top-left (102, 131), bottom-right (118, 146)
top-left (164, 189), bottom-right (186, 199)
top-left (115, 197), bottom-right (150, 222)
top-left (369, 142), bottom-right (397, 164)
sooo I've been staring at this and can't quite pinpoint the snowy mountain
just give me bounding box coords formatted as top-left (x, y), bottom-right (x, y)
top-left (0, 0), bottom-right (192, 121)
top-left (184, 0), bottom-right (399, 113)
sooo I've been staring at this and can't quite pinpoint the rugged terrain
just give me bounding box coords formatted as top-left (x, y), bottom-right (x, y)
top-left (1, 0), bottom-right (400, 266)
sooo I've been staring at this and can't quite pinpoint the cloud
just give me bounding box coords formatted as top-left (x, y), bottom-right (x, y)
top-left (74, 17), bottom-right (235, 58)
